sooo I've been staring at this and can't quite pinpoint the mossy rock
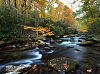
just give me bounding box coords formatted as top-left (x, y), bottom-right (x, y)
top-left (93, 39), bottom-right (100, 43)
top-left (79, 41), bottom-right (95, 46)
top-left (93, 43), bottom-right (100, 47)
top-left (48, 57), bottom-right (78, 71)
top-left (89, 36), bottom-right (100, 43)
top-left (85, 38), bottom-right (94, 41)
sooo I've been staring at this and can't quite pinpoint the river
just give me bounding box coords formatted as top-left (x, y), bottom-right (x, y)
top-left (0, 36), bottom-right (100, 73)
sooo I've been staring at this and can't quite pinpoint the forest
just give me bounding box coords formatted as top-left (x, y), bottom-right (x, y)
top-left (0, 0), bottom-right (100, 74)
top-left (0, 0), bottom-right (100, 42)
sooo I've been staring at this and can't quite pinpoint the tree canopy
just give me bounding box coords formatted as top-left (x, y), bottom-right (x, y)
top-left (0, 0), bottom-right (100, 41)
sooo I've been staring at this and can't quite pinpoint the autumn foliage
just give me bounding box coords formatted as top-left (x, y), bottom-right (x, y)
top-left (23, 25), bottom-right (54, 36)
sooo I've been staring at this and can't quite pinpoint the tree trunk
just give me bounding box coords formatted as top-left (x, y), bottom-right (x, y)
top-left (14, 0), bottom-right (17, 8)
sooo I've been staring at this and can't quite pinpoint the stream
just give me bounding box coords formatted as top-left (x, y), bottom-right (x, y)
top-left (0, 36), bottom-right (100, 73)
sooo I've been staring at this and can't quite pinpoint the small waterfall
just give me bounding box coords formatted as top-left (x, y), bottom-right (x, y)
top-left (60, 36), bottom-right (81, 46)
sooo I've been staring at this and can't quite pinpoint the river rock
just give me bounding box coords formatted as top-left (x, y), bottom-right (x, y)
top-left (85, 36), bottom-right (100, 43)
top-left (25, 44), bottom-right (29, 47)
top-left (93, 38), bottom-right (100, 43)
top-left (12, 45), bottom-right (16, 48)
top-left (78, 40), bottom-right (82, 42)
top-left (63, 35), bottom-right (68, 38)
top-left (93, 43), bottom-right (100, 47)
top-left (75, 49), bottom-right (80, 51)
top-left (0, 64), bottom-right (31, 74)
top-left (79, 41), bottom-right (95, 46)
top-left (25, 64), bottom-right (59, 74)
top-left (37, 40), bottom-right (46, 45)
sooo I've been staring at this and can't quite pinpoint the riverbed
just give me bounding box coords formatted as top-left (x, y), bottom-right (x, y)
top-left (0, 36), bottom-right (100, 73)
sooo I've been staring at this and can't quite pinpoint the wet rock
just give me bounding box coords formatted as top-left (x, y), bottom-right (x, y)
top-left (24, 64), bottom-right (59, 74)
top-left (78, 40), bottom-right (83, 42)
top-left (80, 35), bottom-right (86, 39)
top-left (93, 43), bottom-right (100, 47)
top-left (75, 49), bottom-right (80, 51)
top-left (49, 45), bottom-right (56, 48)
top-left (0, 64), bottom-right (31, 74)
top-left (85, 37), bottom-right (100, 43)
top-left (44, 47), bottom-right (51, 50)
top-left (67, 46), bottom-right (73, 48)
top-left (93, 38), bottom-right (100, 43)
top-left (57, 39), bottom-right (63, 43)
top-left (39, 45), bottom-right (55, 54)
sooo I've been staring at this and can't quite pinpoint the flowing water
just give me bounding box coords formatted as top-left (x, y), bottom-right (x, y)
top-left (0, 36), bottom-right (100, 73)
